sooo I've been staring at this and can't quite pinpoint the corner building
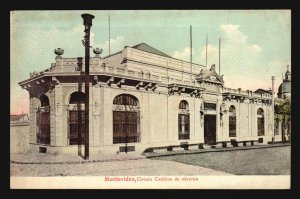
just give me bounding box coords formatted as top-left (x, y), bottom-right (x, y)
top-left (19, 43), bottom-right (274, 154)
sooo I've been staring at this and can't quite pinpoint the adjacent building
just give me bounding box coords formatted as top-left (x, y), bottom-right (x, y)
top-left (10, 114), bottom-right (30, 153)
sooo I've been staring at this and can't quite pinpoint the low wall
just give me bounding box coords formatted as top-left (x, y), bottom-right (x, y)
top-left (10, 123), bottom-right (30, 154)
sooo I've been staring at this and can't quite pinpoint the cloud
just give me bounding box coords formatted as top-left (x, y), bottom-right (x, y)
top-left (108, 36), bottom-right (124, 49)
top-left (220, 24), bottom-right (262, 64)
top-left (199, 44), bottom-right (219, 67)
top-left (91, 35), bottom-right (124, 57)
top-left (171, 24), bottom-right (269, 90)
top-left (220, 24), bottom-right (248, 45)
top-left (173, 47), bottom-right (195, 61)
top-left (214, 25), bottom-right (266, 90)
top-left (172, 24), bottom-right (263, 70)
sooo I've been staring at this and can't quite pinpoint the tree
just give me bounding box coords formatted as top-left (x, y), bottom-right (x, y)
top-left (274, 98), bottom-right (291, 141)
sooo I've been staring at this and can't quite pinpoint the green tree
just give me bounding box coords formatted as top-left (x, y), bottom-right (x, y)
top-left (275, 98), bottom-right (291, 141)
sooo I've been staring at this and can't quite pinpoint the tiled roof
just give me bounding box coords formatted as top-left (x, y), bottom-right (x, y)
top-left (131, 43), bottom-right (172, 58)
top-left (254, 89), bottom-right (272, 94)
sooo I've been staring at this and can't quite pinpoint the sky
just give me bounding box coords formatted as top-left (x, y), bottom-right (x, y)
top-left (10, 10), bottom-right (291, 115)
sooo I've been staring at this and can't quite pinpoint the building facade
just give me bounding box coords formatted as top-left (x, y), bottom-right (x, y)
top-left (19, 43), bottom-right (274, 154)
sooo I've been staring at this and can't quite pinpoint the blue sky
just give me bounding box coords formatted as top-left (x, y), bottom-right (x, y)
top-left (10, 10), bottom-right (291, 114)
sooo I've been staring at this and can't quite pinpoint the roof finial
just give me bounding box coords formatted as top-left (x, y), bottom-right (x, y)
top-left (287, 64), bottom-right (289, 72)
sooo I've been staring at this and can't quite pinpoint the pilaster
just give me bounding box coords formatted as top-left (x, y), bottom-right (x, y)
top-left (54, 85), bottom-right (63, 146)
top-left (92, 84), bottom-right (101, 146)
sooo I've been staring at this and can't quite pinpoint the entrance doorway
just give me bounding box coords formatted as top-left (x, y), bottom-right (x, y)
top-left (37, 95), bottom-right (50, 145)
top-left (204, 115), bottom-right (216, 145)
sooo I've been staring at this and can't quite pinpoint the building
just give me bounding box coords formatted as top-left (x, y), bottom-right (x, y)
top-left (10, 114), bottom-right (29, 126)
top-left (10, 114), bottom-right (30, 153)
top-left (278, 66), bottom-right (291, 99)
top-left (18, 42), bottom-right (274, 155)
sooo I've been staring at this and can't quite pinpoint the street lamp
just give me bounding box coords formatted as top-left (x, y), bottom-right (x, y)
top-left (271, 76), bottom-right (275, 143)
top-left (81, 13), bottom-right (94, 160)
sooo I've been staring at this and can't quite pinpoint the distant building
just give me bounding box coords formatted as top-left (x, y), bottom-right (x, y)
top-left (254, 89), bottom-right (272, 95)
top-left (10, 114), bottom-right (30, 153)
top-left (278, 66), bottom-right (291, 99)
top-left (10, 114), bottom-right (29, 126)
top-left (19, 42), bottom-right (274, 155)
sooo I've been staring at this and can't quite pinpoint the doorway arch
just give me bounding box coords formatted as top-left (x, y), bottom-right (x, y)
top-left (36, 95), bottom-right (50, 145)
top-left (68, 91), bottom-right (85, 145)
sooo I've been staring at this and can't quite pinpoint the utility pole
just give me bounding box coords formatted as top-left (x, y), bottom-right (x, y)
top-left (206, 34), bottom-right (208, 67)
top-left (271, 76), bottom-right (275, 143)
top-left (109, 15), bottom-right (111, 56)
top-left (190, 25), bottom-right (192, 80)
top-left (81, 13), bottom-right (94, 160)
top-left (219, 37), bottom-right (221, 75)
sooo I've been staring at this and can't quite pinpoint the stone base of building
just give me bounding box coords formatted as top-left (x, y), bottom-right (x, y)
top-left (28, 136), bottom-right (272, 155)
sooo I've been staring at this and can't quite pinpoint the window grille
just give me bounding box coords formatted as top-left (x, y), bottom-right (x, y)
top-left (113, 94), bottom-right (140, 144)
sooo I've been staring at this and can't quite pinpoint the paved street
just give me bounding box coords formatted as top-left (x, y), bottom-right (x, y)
top-left (152, 145), bottom-right (290, 175)
top-left (10, 158), bottom-right (231, 176)
top-left (10, 145), bottom-right (290, 176)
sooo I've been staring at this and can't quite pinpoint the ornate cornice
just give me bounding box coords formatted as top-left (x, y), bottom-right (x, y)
top-left (168, 83), bottom-right (205, 98)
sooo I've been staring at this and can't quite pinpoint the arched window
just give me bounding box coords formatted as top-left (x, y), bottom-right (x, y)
top-left (69, 91), bottom-right (85, 104)
top-left (113, 94), bottom-right (138, 106)
top-left (257, 108), bottom-right (265, 136)
top-left (36, 95), bottom-right (50, 145)
top-left (68, 91), bottom-right (85, 145)
top-left (229, 105), bottom-right (236, 137)
top-left (179, 100), bottom-right (189, 110)
top-left (39, 95), bottom-right (50, 107)
top-left (178, 100), bottom-right (190, 140)
top-left (113, 94), bottom-right (140, 144)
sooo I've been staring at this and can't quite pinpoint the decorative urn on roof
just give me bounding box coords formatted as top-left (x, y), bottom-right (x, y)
top-left (93, 47), bottom-right (103, 58)
top-left (54, 48), bottom-right (64, 58)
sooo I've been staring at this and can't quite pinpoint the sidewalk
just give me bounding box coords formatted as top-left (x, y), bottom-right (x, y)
top-left (10, 142), bottom-right (290, 164)
top-left (10, 152), bottom-right (146, 164)
top-left (144, 142), bottom-right (291, 158)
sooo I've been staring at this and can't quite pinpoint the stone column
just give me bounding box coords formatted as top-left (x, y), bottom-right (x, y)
top-left (251, 102), bottom-right (255, 137)
top-left (237, 101), bottom-right (241, 138)
top-left (103, 86), bottom-right (113, 146)
top-left (194, 98), bottom-right (203, 141)
top-left (29, 94), bottom-right (38, 144)
top-left (55, 55), bottom-right (63, 72)
top-left (142, 91), bottom-right (150, 144)
top-left (53, 85), bottom-right (63, 146)
top-left (216, 100), bottom-right (221, 142)
top-left (92, 84), bottom-right (101, 146)
top-left (99, 86), bottom-right (105, 147)
top-left (89, 84), bottom-right (93, 148)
